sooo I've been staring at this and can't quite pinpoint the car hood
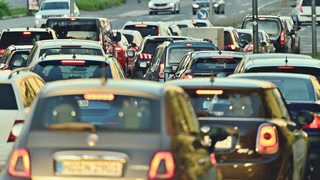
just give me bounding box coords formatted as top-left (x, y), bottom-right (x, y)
top-left (37, 9), bottom-right (70, 15)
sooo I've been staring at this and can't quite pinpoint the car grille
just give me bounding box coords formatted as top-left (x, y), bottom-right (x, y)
top-left (42, 15), bottom-right (64, 19)
top-left (200, 4), bottom-right (209, 7)
top-left (154, 3), bottom-right (168, 7)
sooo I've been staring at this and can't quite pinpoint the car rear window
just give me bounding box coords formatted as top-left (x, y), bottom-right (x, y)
top-left (193, 57), bottom-right (242, 74)
top-left (47, 19), bottom-right (99, 40)
top-left (242, 19), bottom-right (281, 37)
top-left (31, 94), bottom-right (160, 132)
top-left (246, 66), bottom-right (320, 82)
top-left (168, 46), bottom-right (216, 64)
top-left (185, 88), bottom-right (289, 119)
top-left (33, 60), bottom-right (113, 82)
top-left (0, 84), bottom-right (18, 109)
top-left (0, 32), bottom-right (54, 49)
top-left (302, 0), bottom-right (320, 6)
top-left (123, 25), bottom-right (159, 37)
top-left (245, 76), bottom-right (316, 101)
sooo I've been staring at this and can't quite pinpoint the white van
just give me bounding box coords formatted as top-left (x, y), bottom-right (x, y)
top-left (291, 0), bottom-right (320, 25)
top-left (34, 0), bottom-right (80, 28)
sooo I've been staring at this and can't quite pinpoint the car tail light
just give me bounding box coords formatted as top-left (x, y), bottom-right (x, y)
top-left (0, 49), bottom-right (6, 54)
top-left (299, 5), bottom-right (303, 13)
top-left (256, 124), bottom-right (279, 154)
top-left (302, 114), bottom-right (320, 129)
top-left (148, 151), bottom-right (175, 180)
top-left (139, 53), bottom-right (153, 60)
top-left (8, 148), bottom-right (31, 178)
top-left (7, 120), bottom-right (24, 143)
top-left (116, 46), bottom-right (123, 52)
top-left (61, 60), bottom-right (85, 65)
top-left (158, 63), bottom-right (164, 79)
top-left (280, 30), bottom-right (286, 46)
top-left (158, 28), bottom-right (161, 36)
top-left (183, 73), bottom-right (193, 79)
top-left (225, 44), bottom-right (236, 51)
top-left (22, 32), bottom-right (31, 36)
top-left (277, 66), bottom-right (294, 69)
top-left (245, 44), bottom-right (254, 52)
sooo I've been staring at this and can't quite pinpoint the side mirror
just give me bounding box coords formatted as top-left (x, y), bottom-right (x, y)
top-left (295, 110), bottom-right (314, 128)
top-left (260, 41), bottom-right (267, 46)
top-left (13, 59), bottom-right (24, 67)
top-left (127, 49), bottom-right (135, 57)
top-left (164, 66), bottom-right (174, 74)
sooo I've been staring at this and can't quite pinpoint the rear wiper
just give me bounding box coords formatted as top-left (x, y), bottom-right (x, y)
top-left (48, 122), bottom-right (96, 132)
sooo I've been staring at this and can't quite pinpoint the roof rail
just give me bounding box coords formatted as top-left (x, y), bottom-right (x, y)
top-left (8, 67), bottom-right (32, 79)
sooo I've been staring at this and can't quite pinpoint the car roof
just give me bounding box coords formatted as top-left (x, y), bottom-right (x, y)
top-left (40, 79), bottom-right (168, 99)
top-left (34, 39), bottom-right (103, 48)
top-left (166, 77), bottom-right (276, 89)
top-left (192, 50), bottom-right (245, 58)
top-left (243, 53), bottom-right (313, 60)
top-left (40, 54), bottom-right (108, 62)
top-left (245, 57), bottom-right (320, 68)
top-left (229, 72), bottom-right (315, 80)
top-left (6, 45), bottom-right (33, 51)
top-left (1, 27), bottom-right (55, 32)
top-left (144, 35), bottom-right (189, 40)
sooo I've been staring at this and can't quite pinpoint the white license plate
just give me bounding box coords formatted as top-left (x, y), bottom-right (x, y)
top-left (56, 160), bottom-right (123, 177)
top-left (215, 136), bottom-right (232, 149)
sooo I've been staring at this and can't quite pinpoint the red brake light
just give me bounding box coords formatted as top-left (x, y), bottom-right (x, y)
top-left (7, 120), bottom-right (24, 143)
top-left (299, 5), bottom-right (303, 13)
top-left (196, 90), bottom-right (223, 95)
top-left (225, 44), bottom-right (236, 50)
top-left (280, 30), bottom-right (286, 45)
top-left (183, 73), bottom-right (193, 79)
top-left (303, 115), bottom-right (320, 129)
top-left (8, 148), bottom-right (31, 178)
top-left (70, 18), bottom-right (77, 21)
top-left (158, 63), bottom-right (165, 79)
top-left (61, 60), bottom-right (86, 65)
top-left (0, 49), bottom-right (6, 54)
top-left (23, 32), bottom-right (31, 36)
top-left (256, 124), bottom-right (279, 154)
top-left (277, 66), bottom-right (294, 69)
top-left (148, 151), bottom-right (175, 180)
top-left (83, 93), bottom-right (115, 101)
top-left (139, 53), bottom-right (152, 60)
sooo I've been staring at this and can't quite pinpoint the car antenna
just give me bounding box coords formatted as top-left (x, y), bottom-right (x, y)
top-left (101, 62), bottom-right (107, 86)
top-left (210, 70), bottom-right (215, 86)
top-left (285, 56), bottom-right (288, 66)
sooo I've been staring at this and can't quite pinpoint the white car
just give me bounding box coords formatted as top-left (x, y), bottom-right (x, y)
top-left (25, 39), bottom-right (106, 68)
top-left (291, 0), bottom-right (320, 25)
top-left (148, 0), bottom-right (180, 15)
top-left (34, 0), bottom-right (80, 28)
top-left (0, 69), bottom-right (45, 170)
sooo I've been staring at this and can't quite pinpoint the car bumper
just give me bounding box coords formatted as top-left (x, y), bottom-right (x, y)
top-left (35, 18), bottom-right (47, 28)
top-left (149, 4), bottom-right (174, 12)
top-left (218, 155), bottom-right (283, 179)
top-left (0, 142), bottom-right (14, 167)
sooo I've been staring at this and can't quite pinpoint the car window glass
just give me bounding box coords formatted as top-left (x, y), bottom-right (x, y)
top-left (0, 32), bottom-right (55, 49)
top-left (31, 95), bottom-right (160, 132)
top-left (0, 84), bottom-right (18, 109)
top-left (41, 2), bottom-right (69, 10)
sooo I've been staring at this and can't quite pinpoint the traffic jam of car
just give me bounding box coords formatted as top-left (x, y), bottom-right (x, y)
top-left (0, 0), bottom-right (319, 179)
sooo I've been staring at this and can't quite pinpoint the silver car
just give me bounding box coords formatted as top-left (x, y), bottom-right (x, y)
top-left (148, 0), bottom-right (181, 15)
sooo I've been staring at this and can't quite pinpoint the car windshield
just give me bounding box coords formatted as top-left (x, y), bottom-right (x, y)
top-left (302, 0), bottom-right (320, 6)
top-left (33, 60), bottom-right (113, 82)
top-left (0, 32), bottom-right (54, 48)
top-left (0, 84), bottom-right (17, 109)
top-left (41, 2), bottom-right (69, 10)
top-left (31, 94), bottom-right (160, 132)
